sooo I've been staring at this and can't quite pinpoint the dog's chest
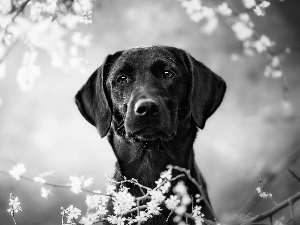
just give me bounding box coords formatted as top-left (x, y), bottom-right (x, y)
top-left (113, 140), bottom-right (171, 182)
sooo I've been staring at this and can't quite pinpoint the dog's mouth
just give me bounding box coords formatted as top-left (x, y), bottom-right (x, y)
top-left (129, 126), bottom-right (174, 141)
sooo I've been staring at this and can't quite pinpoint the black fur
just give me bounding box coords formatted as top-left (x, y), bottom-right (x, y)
top-left (75, 46), bottom-right (226, 224)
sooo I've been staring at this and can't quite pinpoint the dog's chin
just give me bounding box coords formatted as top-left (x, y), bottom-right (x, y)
top-left (128, 126), bottom-right (174, 142)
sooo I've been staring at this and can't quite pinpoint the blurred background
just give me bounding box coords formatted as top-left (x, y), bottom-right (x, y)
top-left (0, 0), bottom-right (300, 224)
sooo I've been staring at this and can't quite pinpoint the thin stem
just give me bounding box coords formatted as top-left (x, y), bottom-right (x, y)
top-left (246, 192), bottom-right (300, 224)
top-left (289, 200), bottom-right (295, 225)
top-left (171, 166), bottom-right (217, 221)
top-left (288, 169), bottom-right (300, 183)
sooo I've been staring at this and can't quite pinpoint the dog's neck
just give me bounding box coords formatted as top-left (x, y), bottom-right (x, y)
top-left (107, 115), bottom-right (198, 189)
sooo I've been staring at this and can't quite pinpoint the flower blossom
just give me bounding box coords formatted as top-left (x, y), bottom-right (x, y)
top-left (232, 21), bottom-right (253, 41)
top-left (64, 205), bottom-right (82, 223)
top-left (165, 195), bottom-right (180, 210)
top-left (9, 163), bottom-right (26, 180)
top-left (33, 176), bottom-right (46, 184)
top-left (69, 176), bottom-right (93, 194)
top-left (253, 1), bottom-right (270, 16)
top-left (106, 184), bottom-right (117, 195)
top-left (252, 35), bottom-right (273, 53)
top-left (150, 189), bottom-right (165, 203)
top-left (256, 187), bottom-right (273, 199)
top-left (80, 213), bottom-right (98, 225)
top-left (41, 187), bottom-right (51, 198)
top-left (146, 200), bottom-right (162, 215)
top-left (242, 0), bottom-right (256, 8)
top-left (107, 215), bottom-right (126, 225)
top-left (7, 193), bottom-right (22, 215)
top-left (192, 206), bottom-right (205, 225)
top-left (112, 188), bottom-right (136, 215)
top-left (217, 2), bottom-right (232, 16)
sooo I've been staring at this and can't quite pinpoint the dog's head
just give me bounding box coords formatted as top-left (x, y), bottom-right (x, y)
top-left (75, 46), bottom-right (226, 141)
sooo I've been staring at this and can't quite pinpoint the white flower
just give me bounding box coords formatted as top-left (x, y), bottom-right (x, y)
top-left (86, 191), bottom-right (108, 210)
top-left (45, 0), bottom-right (57, 14)
top-left (83, 177), bottom-right (93, 187)
top-left (29, 2), bottom-right (46, 21)
top-left (0, 0), bottom-right (12, 14)
top-left (80, 213), bottom-right (98, 225)
top-left (113, 188), bottom-right (136, 215)
top-left (69, 176), bottom-right (93, 194)
top-left (201, 7), bottom-right (218, 34)
top-left (242, 0), bottom-right (256, 9)
top-left (73, 0), bottom-right (93, 13)
top-left (239, 13), bottom-right (250, 23)
top-left (232, 21), bottom-right (253, 41)
top-left (189, 11), bottom-right (204, 23)
top-left (260, 1), bottom-right (270, 8)
top-left (271, 56), bottom-right (280, 68)
top-left (106, 184), bottom-right (116, 195)
top-left (146, 200), bottom-right (162, 215)
top-left (192, 206), bottom-right (205, 225)
top-left (253, 6), bottom-right (265, 16)
top-left (9, 163), bottom-right (26, 180)
top-left (41, 187), bottom-right (51, 198)
top-left (135, 211), bottom-right (149, 223)
top-left (7, 193), bottom-right (22, 214)
top-left (176, 205), bottom-right (187, 216)
top-left (65, 205), bottom-right (81, 223)
top-left (180, 0), bottom-right (203, 15)
top-left (217, 3), bottom-right (232, 16)
top-left (80, 11), bottom-right (93, 24)
top-left (69, 176), bottom-right (82, 194)
top-left (173, 181), bottom-right (187, 195)
top-left (160, 181), bottom-right (171, 193)
top-left (107, 215), bottom-right (126, 225)
top-left (33, 176), bottom-right (46, 184)
top-left (256, 187), bottom-right (273, 199)
top-left (160, 168), bottom-right (172, 180)
top-left (150, 190), bottom-right (165, 203)
top-left (181, 195), bottom-right (192, 205)
top-left (165, 195), bottom-right (180, 210)
top-left (59, 14), bottom-right (81, 30)
top-left (96, 205), bottom-right (108, 216)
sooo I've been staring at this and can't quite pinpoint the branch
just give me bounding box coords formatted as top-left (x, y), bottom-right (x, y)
top-left (238, 146), bottom-right (300, 214)
top-left (0, 170), bottom-right (110, 197)
top-left (288, 169), bottom-right (300, 183)
top-left (246, 192), bottom-right (300, 224)
top-left (170, 165), bottom-right (217, 222)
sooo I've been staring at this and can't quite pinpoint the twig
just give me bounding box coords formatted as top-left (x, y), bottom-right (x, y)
top-left (0, 170), bottom-right (110, 197)
top-left (245, 192), bottom-right (300, 224)
top-left (239, 146), bottom-right (300, 214)
top-left (288, 169), bottom-right (300, 183)
top-left (289, 200), bottom-right (295, 225)
top-left (170, 165), bottom-right (217, 222)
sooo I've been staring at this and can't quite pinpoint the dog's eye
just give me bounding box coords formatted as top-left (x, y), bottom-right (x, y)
top-left (163, 70), bottom-right (175, 79)
top-left (116, 75), bottom-right (130, 83)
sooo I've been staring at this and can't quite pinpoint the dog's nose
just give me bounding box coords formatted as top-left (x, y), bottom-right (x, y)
top-left (134, 99), bottom-right (159, 116)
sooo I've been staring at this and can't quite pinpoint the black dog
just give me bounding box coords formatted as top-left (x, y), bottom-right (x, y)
top-left (75, 46), bottom-right (226, 224)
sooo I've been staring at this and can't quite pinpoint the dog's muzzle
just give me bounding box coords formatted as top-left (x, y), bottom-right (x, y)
top-left (125, 94), bottom-right (175, 141)
top-left (134, 98), bottom-right (159, 117)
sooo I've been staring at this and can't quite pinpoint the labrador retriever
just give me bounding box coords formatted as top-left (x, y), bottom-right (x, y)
top-left (75, 46), bottom-right (226, 224)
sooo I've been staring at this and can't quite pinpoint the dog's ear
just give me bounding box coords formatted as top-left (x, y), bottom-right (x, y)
top-left (75, 56), bottom-right (113, 138)
top-left (187, 54), bottom-right (226, 129)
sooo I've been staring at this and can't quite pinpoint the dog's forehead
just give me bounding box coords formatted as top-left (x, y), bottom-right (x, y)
top-left (114, 46), bottom-right (177, 66)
